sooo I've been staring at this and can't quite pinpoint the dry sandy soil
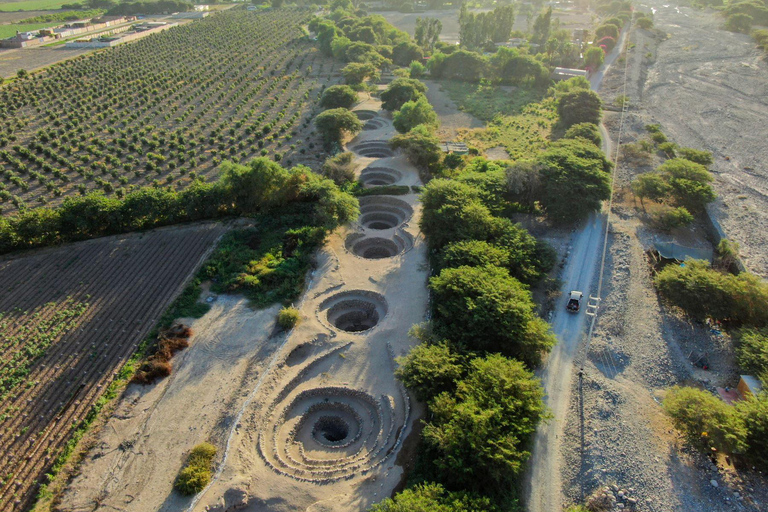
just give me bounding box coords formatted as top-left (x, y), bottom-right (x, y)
top-left (62, 97), bottom-right (431, 512)
top-left (0, 46), bottom-right (91, 77)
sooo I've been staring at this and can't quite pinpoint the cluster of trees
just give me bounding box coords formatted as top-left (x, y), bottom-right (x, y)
top-left (630, 125), bottom-right (716, 228)
top-left (386, 153), bottom-right (560, 508)
top-left (310, 2), bottom-right (417, 85)
top-left (380, 78), bottom-right (438, 133)
top-left (414, 17), bottom-right (442, 52)
top-left (722, 0), bottom-right (768, 34)
top-left (0, 158), bottom-right (358, 254)
top-left (657, 240), bottom-right (768, 468)
top-left (664, 386), bottom-right (768, 468)
top-left (428, 47), bottom-right (550, 87)
top-left (458, 4), bottom-right (516, 50)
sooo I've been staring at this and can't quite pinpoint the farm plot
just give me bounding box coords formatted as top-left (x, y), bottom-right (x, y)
top-left (0, 221), bottom-right (225, 511)
top-left (0, 8), bottom-right (340, 213)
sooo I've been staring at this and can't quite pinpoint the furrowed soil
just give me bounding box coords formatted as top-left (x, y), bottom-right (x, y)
top-left (0, 222), bottom-right (225, 511)
top-left (558, 4), bottom-right (768, 511)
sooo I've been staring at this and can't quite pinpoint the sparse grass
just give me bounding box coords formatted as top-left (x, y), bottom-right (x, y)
top-left (174, 442), bottom-right (216, 496)
top-left (440, 80), bottom-right (547, 121)
top-left (437, 80), bottom-right (556, 160)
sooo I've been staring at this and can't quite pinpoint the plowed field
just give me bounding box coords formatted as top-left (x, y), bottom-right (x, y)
top-left (0, 221), bottom-right (225, 511)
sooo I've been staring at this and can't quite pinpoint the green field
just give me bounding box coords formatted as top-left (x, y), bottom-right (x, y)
top-left (0, 21), bottom-right (61, 38)
top-left (0, 0), bottom-right (81, 12)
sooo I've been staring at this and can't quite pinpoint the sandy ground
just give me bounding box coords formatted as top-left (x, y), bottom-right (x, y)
top-left (189, 95), bottom-right (430, 512)
top-left (0, 46), bottom-right (91, 77)
top-left (59, 299), bottom-right (284, 511)
top-left (63, 96), bottom-right (431, 512)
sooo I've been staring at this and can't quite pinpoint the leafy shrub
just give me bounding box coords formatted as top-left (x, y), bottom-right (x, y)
top-left (422, 354), bottom-right (546, 492)
top-left (725, 13), bottom-right (753, 33)
top-left (395, 342), bottom-right (463, 402)
top-left (636, 15), bottom-right (654, 29)
top-left (736, 394), bottom-right (768, 468)
top-left (409, 60), bottom-right (426, 78)
top-left (380, 78), bottom-right (428, 111)
top-left (278, 307), bottom-right (301, 330)
top-left (175, 442), bottom-right (217, 496)
top-left (654, 206), bottom-right (694, 230)
top-left (735, 327), bottom-right (768, 378)
top-left (393, 95), bottom-right (439, 133)
top-left (369, 483), bottom-right (497, 512)
top-left (389, 124), bottom-right (442, 173)
top-left (429, 265), bottom-right (556, 365)
top-left (557, 89), bottom-right (602, 127)
top-left (678, 147), bottom-right (714, 166)
top-left (314, 108), bottom-right (363, 148)
top-left (631, 173), bottom-right (672, 205)
top-left (663, 386), bottom-right (748, 454)
top-left (321, 151), bottom-right (357, 186)
top-left (320, 85), bottom-right (359, 109)
top-left (563, 122), bottom-right (602, 147)
top-left (621, 142), bottom-right (652, 165)
top-left (659, 141), bottom-right (677, 158)
top-left (342, 62), bottom-right (378, 85)
top-left (654, 259), bottom-right (768, 326)
top-left (657, 158), bottom-right (715, 210)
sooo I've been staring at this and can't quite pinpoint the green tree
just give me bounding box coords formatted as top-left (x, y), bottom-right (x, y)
top-left (314, 108), bottom-right (363, 148)
top-left (563, 122), bottom-right (602, 147)
top-left (393, 95), bottom-right (439, 133)
top-left (654, 259), bottom-right (768, 326)
top-left (319, 85), bottom-right (358, 109)
top-left (380, 78), bottom-right (428, 111)
top-left (678, 147), bottom-right (714, 166)
top-left (655, 206), bottom-right (694, 231)
top-left (415, 17), bottom-right (443, 51)
top-left (557, 89), bottom-right (602, 127)
top-left (725, 13), bottom-right (753, 33)
top-left (630, 172), bottom-right (672, 206)
top-left (429, 265), bottom-right (556, 364)
top-left (409, 60), bottom-right (426, 79)
top-left (735, 327), bottom-right (768, 379)
top-left (664, 386), bottom-right (748, 454)
top-left (736, 394), bottom-right (768, 468)
top-left (392, 41), bottom-right (424, 66)
top-left (369, 483), bottom-right (496, 512)
top-left (423, 354), bottom-right (546, 492)
top-left (531, 7), bottom-right (552, 46)
top-left (342, 62), bottom-right (378, 85)
top-left (584, 46), bottom-right (605, 70)
top-left (537, 139), bottom-right (612, 223)
top-left (657, 158), bottom-right (715, 211)
top-left (395, 342), bottom-right (464, 402)
top-left (429, 50), bottom-right (486, 82)
top-left (595, 23), bottom-right (620, 40)
top-left (389, 124), bottom-right (442, 173)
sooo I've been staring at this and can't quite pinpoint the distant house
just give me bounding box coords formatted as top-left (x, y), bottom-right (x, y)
top-left (551, 67), bottom-right (589, 81)
top-left (738, 375), bottom-right (763, 398)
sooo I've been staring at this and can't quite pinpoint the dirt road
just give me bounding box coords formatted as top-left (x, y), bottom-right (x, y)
top-left (524, 26), bottom-right (629, 512)
top-left (525, 214), bottom-right (605, 512)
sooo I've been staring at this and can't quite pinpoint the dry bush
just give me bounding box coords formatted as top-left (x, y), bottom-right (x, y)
top-left (586, 491), bottom-right (614, 512)
top-left (132, 324), bottom-right (192, 384)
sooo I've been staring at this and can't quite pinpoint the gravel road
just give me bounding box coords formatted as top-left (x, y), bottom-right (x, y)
top-left (524, 26), bottom-right (628, 512)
